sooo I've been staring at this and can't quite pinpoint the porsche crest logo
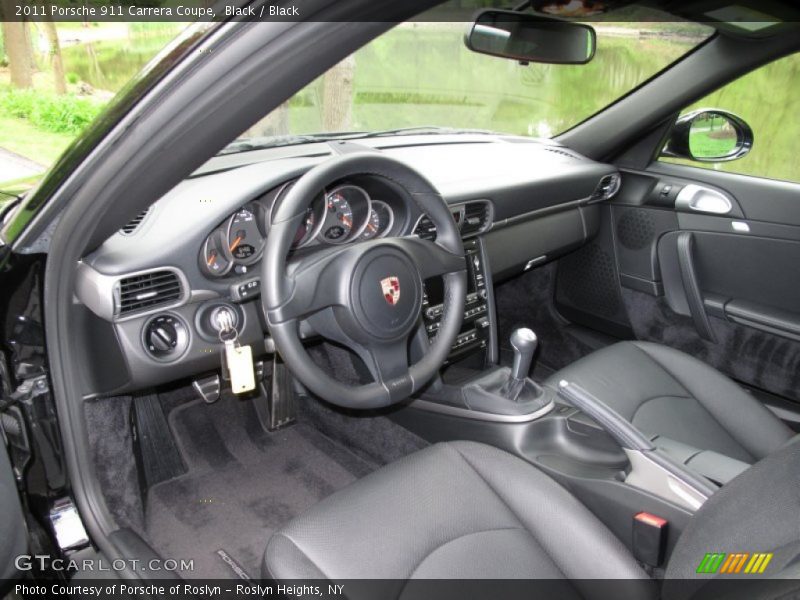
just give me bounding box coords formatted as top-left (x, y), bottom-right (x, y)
top-left (380, 276), bottom-right (400, 306)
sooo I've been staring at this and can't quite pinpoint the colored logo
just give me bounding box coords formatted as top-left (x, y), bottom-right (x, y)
top-left (380, 276), bottom-right (400, 306)
top-left (696, 552), bottom-right (773, 574)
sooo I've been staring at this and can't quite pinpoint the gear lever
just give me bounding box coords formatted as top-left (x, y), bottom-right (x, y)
top-left (510, 328), bottom-right (538, 381)
top-left (500, 328), bottom-right (539, 401)
top-left (460, 326), bottom-right (549, 414)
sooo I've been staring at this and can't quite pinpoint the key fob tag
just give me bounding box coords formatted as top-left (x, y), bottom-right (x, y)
top-left (225, 341), bottom-right (255, 394)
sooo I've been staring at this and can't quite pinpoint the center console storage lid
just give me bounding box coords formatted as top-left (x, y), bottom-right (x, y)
top-left (654, 435), bottom-right (750, 486)
top-left (686, 451), bottom-right (750, 486)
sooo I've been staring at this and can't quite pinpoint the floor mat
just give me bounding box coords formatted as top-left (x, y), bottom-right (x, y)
top-left (494, 262), bottom-right (599, 371)
top-left (144, 397), bottom-right (376, 579)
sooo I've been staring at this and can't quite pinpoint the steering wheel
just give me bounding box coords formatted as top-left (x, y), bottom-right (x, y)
top-left (262, 153), bottom-right (466, 409)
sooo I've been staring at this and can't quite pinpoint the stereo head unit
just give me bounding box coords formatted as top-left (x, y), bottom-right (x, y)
top-left (422, 239), bottom-right (490, 362)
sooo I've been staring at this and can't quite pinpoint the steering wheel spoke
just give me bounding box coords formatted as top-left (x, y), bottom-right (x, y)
top-left (364, 339), bottom-right (410, 383)
top-left (268, 246), bottom-right (350, 323)
top-left (395, 236), bottom-right (466, 279)
top-left (358, 338), bottom-right (413, 400)
top-left (304, 314), bottom-right (414, 401)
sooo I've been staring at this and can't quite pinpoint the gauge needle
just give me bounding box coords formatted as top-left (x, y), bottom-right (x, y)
top-left (367, 223), bottom-right (377, 232)
top-left (207, 252), bottom-right (217, 267)
top-left (339, 215), bottom-right (352, 228)
top-left (229, 235), bottom-right (243, 252)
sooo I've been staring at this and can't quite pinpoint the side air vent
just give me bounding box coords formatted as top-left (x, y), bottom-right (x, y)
top-left (413, 215), bottom-right (437, 241)
top-left (117, 270), bottom-right (183, 316)
top-left (590, 173), bottom-right (622, 203)
top-left (119, 207), bottom-right (152, 235)
top-left (460, 201), bottom-right (492, 238)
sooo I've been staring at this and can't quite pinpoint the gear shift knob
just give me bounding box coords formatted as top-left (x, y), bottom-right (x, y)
top-left (510, 328), bottom-right (538, 381)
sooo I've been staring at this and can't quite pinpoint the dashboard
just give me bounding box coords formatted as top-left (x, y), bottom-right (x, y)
top-left (73, 135), bottom-right (618, 397)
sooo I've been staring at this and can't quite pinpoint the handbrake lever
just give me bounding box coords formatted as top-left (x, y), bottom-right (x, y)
top-left (557, 380), bottom-right (716, 511)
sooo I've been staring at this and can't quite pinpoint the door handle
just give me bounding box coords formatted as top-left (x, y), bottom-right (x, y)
top-left (677, 232), bottom-right (716, 342)
top-left (675, 184), bottom-right (732, 215)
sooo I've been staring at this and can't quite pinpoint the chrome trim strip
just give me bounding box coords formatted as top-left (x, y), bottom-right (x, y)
top-left (624, 448), bottom-right (709, 512)
top-left (492, 197), bottom-right (588, 230)
top-left (409, 397), bottom-right (554, 423)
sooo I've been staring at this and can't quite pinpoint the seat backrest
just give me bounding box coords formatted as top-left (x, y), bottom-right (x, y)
top-left (664, 435), bottom-right (800, 600)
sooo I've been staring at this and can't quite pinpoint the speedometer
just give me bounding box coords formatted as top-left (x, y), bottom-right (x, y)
top-left (318, 185), bottom-right (371, 245)
top-left (359, 201), bottom-right (394, 241)
top-left (226, 206), bottom-right (264, 265)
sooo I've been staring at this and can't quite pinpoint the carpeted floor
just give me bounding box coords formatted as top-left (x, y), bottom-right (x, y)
top-left (494, 262), bottom-right (599, 372)
top-left (144, 397), bottom-right (377, 579)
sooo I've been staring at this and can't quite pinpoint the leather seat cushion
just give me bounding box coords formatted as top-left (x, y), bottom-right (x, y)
top-left (264, 440), bottom-right (653, 594)
top-left (546, 341), bottom-right (792, 463)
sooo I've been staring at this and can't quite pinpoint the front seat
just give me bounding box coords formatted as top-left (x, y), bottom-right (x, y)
top-left (546, 341), bottom-right (793, 464)
top-left (265, 440), bottom-right (800, 599)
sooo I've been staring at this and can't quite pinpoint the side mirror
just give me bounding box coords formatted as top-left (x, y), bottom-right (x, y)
top-left (662, 109), bottom-right (753, 163)
top-left (465, 9), bottom-right (596, 65)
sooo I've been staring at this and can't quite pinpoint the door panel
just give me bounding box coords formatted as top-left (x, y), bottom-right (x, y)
top-left (658, 230), bottom-right (800, 318)
top-left (601, 165), bottom-right (800, 403)
top-left (652, 162), bottom-right (800, 227)
top-left (1, 439), bottom-right (26, 580)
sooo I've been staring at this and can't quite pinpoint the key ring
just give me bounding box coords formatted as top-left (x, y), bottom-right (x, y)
top-left (219, 328), bottom-right (239, 344)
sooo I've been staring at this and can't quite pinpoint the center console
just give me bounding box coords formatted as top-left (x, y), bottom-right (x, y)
top-left (404, 245), bottom-right (715, 565)
top-left (422, 238), bottom-right (495, 365)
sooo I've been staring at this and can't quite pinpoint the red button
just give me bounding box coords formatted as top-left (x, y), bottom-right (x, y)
top-left (635, 512), bottom-right (668, 528)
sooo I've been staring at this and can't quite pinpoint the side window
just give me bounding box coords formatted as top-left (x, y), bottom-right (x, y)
top-left (659, 51), bottom-right (800, 183)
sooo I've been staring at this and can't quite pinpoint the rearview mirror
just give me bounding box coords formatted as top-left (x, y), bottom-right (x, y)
top-left (662, 109), bottom-right (754, 163)
top-left (465, 10), bottom-right (596, 65)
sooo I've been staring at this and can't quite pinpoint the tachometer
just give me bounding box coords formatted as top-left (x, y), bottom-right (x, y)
top-left (359, 201), bottom-right (394, 241)
top-left (294, 208), bottom-right (316, 246)
top-left (272, 182), bottom-right (325, 249)
top-left (226, 206), bottom-right (264, 265)
top-left (319, 185), bottom-right (371, 244)
top-left (324, 192), bottom-right (353, 241)
top-left (293, 199), bottom-right (325, 248)
top-left (201, 230), bottom-right (232, 277)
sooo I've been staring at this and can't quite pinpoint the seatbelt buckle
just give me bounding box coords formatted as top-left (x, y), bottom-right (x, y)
top-left (632, 512), bottom-right (668, 567)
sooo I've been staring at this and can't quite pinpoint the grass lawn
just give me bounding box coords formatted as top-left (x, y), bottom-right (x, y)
top-left (0, 115), bottom-right (74, 166)
top-left (689, 130), bottom-right (736, 158)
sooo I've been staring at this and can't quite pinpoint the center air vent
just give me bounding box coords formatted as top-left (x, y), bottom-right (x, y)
top-left (119, 207), bottom-right (152, 235)
top-left (117, 270), bottom-right (183, 316)
top-left (460, 201), bottom-right (492, 238)
top-left (590, 173), bottom-right (621, 203)
top-left (413, 201), bottom-right (493, 241)
top-left (413, 215), bottom-right (437, 241)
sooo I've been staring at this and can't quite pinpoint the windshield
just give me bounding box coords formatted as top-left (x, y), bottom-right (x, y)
top-left (0, 17), bottom-right (713, 191)
top-left (238, 18), bottom-right (712, 148)
top-left (0, 23), bottom-right (187, 191)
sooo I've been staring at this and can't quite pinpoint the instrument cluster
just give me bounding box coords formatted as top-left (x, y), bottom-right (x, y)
top-left (200, 181), bottom-right (400, 278)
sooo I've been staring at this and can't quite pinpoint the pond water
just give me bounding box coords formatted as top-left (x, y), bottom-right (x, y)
top-left (61, 31), bottom-right (178, 93)
top-left (257, 25), bottom-right (706, 138)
